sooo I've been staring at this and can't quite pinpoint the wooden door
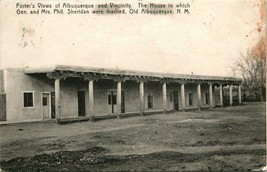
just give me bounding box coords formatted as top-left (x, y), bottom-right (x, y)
top-left (42, 93), bottom-right (50, 118)
top-left (77, 91), bottom-right (86, 116)
top-left (173, 91), bottom-right (179, 110)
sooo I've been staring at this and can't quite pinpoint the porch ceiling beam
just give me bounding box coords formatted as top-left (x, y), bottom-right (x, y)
top-left (83, 73), bottom-right (99, 81)
top-left (47, 72), bottom-right (67, 80)
top-left (49, 70), bottom-right (93, 79)
top-left (47, 70), bottom-right (241, 86)
top-left (111, 76), bottom-right (129, 82)
top-left (134, 75), bottom-right (161, 82)
top-left (160, 79), bottom-right (170, 84)
top-left (136, 77), bottom-right (149, 83)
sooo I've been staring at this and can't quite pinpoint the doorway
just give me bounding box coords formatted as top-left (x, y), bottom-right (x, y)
top-left (121, 92), bottom-right (125, 113)
top-left (147, 94), bottom-right (153, 109)
top-left (77, 91), bottom-right (86, 116)
top-left (107, 91), bottom-right (125, 114)
top-left (42, 93), bottom-right (50, 118)
top-left (51, 92), bottom-right (55, 118)
top-left (173, 91), bottom-right (179, 110)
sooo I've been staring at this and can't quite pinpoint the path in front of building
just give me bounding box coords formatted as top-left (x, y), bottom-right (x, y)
top-left (0, 102), bottom-right (266, 171)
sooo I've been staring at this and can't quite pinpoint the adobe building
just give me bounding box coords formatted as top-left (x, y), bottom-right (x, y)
top-left (0, 65), bottom-right (242, 123)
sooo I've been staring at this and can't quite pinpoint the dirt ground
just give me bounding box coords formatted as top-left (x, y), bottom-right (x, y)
top-left (0, 102), bottom-right (266, 171)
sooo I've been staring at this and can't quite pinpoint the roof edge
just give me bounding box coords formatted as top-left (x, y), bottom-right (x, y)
top-left (23, 65), bottom-right (242, 82)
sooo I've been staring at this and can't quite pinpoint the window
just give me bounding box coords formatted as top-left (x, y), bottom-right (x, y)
top-left (112, 95), bottom-right (117, 105)
top-left (108, 92), bottom-right (117, 105)
top-left (23, 92), bottom-right (34, 108)
top-left (108, 95), bottom-right (112, 105)
top-left (188, 93), bottom-right (193, 106)
top-left (205, 92), bottom-right (209, 105)
top-left (43, 97), bottom-right (48, 106)
top-left (148, 94), bottom-right (153, 109)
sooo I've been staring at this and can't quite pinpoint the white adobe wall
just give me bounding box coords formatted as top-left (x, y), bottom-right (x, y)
top-left (0, 70), bottom-right (4, 93)
top-left (166, 83), bottom-right (180, 110)
top-left (4, 68), bottom-right (54, 122)
top-left (123, 81), bottom-right (140, 112)
top-left (144, 81), bottom-right (163, 111)
top-left (3, 68), bottom-right (216, 122)
top-left (184, 84), bottom-right (198, 109)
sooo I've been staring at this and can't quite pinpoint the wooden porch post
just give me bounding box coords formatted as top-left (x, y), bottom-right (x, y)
top-left (197, 83), bottom-right (202, 111)
top-left (83, 75), bottom-right (98, 121)
top-left (238, 84), bottom-right (242, 105)
top-left (219, 84), bottom-right (223, 107)
top-left (117, 81), bottom-right (122, 118)
top-left (55, 78), bottom-right (61, 124)
top-left (139, 82), bottom-right (145, 116)
top-left (181, 83), bottom-right (185, 111)
top-left (209, 83), bottom-right (213, 109)
top-left (162, 82), bottom-right (167, 114)
top-left (88, 80), bottom-right (94, 121)
top-left (229, 85), bottom-right (233, 106)
top-left (47, 72), bottom-right (67, 124)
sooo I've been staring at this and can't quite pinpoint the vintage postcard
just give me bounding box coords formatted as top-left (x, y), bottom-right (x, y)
top-left (0, 0), bottom-right (266, 171)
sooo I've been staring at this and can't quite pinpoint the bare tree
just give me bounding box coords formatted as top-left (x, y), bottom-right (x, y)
top-left (234, 0), bottom-right (266, 102)
top-left (236, 48), bottom-right (265, 101)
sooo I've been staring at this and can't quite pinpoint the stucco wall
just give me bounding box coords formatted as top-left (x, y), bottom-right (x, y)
top-left (166, 83), bottom-right (180, 110)
top-left (0, 70), bottom-right (5, 121)
top-left (4, 68), bottom-right (54, 122)
top-left (4, 69), bottom-right (217, 122)
top-left (0, 94), bottom-right (6, 121)
top-left (123, 81), bottom-right (140, 112)
top-left (60, 78), bottom-right (85, 117)
top-left (60, 78), bottom-right (115, 117)
top-left (184, 84), bottom-right (198, 108)
top-left (94, 79), bottom-right (116, 114)
top-left (144, 81), bottom-right (163, 110)
top-left (0, 70), bottom-right (4, 93)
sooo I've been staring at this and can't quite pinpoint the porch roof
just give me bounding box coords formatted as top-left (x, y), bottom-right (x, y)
top-left (24, 65), bottom-right (242, 84)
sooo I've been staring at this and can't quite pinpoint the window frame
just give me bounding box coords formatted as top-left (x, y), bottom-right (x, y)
top-left (107, 90), bottom-right (118, 105)
top-left (108, 94), bottom-right (112, 105)
top-left (147, 94), bottom-right (154, 109)
top-left (188, 92), bottom-right (193, 106)
top-left (42, 96), bottom-right (48, 106)
top-left (23, 91), bottom-right (35, 109)
top-left (112, 94), bottom-right (117, 105)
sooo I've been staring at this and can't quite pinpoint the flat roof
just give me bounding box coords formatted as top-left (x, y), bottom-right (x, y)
top-left (24, 65), bottom-right (242, 83)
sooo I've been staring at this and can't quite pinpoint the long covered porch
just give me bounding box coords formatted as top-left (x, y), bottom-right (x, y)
top-left (24, 65), bottom-right (243, 124)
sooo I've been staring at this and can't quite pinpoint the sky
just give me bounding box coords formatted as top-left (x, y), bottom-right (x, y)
top-left (0, 0), bottom-right (261, 77)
